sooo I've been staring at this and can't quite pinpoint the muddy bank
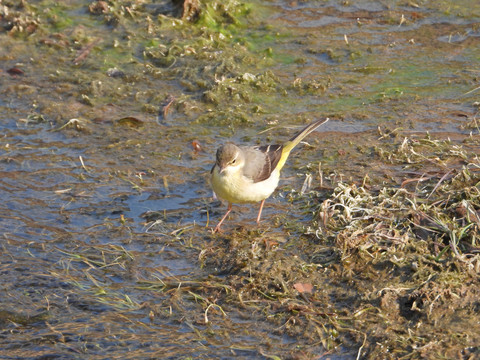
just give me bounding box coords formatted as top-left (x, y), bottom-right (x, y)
top-left (1, 0), bottom-right (479, 358)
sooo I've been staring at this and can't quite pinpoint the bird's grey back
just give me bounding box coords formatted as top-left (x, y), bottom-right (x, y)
top-left (241, 145), bottom-right (283, 183)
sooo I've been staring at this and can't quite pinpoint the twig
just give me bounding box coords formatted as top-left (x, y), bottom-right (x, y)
top-left (427, 169), bottom-right (453, 199)
top-left (73, 39), bottom-right (101, 65)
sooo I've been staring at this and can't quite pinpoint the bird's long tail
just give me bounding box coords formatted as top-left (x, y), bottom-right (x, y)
top-left (276, 118), bottom-right (329, 171)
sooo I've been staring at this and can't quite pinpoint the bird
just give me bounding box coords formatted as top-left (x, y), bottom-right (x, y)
top-left (210, 118), bottom-right (329, 232)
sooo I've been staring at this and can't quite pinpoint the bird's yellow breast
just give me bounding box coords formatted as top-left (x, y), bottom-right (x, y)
top-left (211, 166), bottom-right (280, 204)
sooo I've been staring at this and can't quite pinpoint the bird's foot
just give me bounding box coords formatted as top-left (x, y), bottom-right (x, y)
top-left (211, 225), bottom-right (222, 234)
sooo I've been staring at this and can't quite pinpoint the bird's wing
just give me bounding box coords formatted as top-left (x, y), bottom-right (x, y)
top-left (241, 145), bottom-right (283, 183)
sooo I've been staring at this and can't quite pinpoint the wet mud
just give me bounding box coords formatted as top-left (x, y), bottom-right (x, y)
top-left (1, 0), bottom-right (480, 358)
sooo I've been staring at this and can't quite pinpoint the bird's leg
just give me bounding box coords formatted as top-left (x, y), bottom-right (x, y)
top-left (213, 203), bottom-right (232, 233)
top-left (256, 199), bottom-right (266, 224)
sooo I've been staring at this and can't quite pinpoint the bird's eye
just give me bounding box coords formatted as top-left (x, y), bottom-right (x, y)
top-left (231, 159), bottom-right (236, 164)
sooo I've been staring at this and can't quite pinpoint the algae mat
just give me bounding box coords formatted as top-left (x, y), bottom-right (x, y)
top-left (1, 0), bottom-right (479, 358)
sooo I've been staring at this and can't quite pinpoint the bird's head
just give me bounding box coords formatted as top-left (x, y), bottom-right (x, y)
top-left (216, 143), bottom-right (244, 174)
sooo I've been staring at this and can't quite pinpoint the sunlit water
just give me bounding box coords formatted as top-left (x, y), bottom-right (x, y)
top-left (0, 0), bottom-right (479, 358)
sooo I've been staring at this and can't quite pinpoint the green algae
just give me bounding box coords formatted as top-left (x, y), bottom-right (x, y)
top-left (1, 0), bottom-right (480, 359)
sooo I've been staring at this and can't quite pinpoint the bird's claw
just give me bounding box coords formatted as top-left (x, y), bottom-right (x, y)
top-left (211, 226), bottom-right (222, 234)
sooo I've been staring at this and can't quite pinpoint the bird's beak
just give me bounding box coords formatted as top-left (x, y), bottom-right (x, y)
top-left (219, 166), bottom-right (226, 174)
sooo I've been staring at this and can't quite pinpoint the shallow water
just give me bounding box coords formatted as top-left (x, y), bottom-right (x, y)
top-left (1, 0), bottom-right (479, 358)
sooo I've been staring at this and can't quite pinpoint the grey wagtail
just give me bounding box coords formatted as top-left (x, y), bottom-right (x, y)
top-left (210, 118), bottom-right (329, 232)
